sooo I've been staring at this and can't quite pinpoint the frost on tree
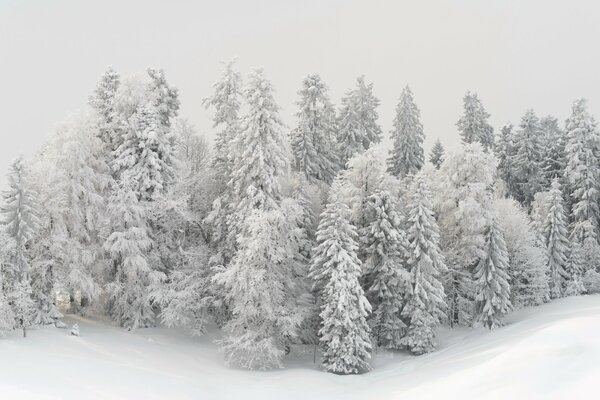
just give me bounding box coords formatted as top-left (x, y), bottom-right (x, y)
top-left (361, 189), bottom-right (410, 350)
top-left (214, 207), bottom-right (305, 370)
top-left (564, 242), bottom-right (586, 296)
top-left (0, 271), bottom-right (15, 336)
top-left (512, 109), bottom-right (544, 206)
top-left (1, 157), bottom-right (42, 335)
top-left (457, 92), bottom-right (494, 151)
top-left (311, 177), bottom-right (372, 374)
top-left (434, 143), bottom-right (495, 326)
top-left (337, 76), bottom-right (382, 166)
top-left (202, 59), bottom-right (242, 185)
top-left (89, 67), bottom-right (121, 154)
top-left (387, 86), bottom-right (425, 178)
top-left (473, 215), bottom-right (512, 329)
top-left (540, 116), bottom-right (566, 188)
top-left (429, 139), bottom-right (444, 170)
top-left (290, 74), bottom-right (339, 183)
top-left (401, 173), bottom-right (447, 354)
top-left (104, 183), bottom-right (159, 330)
top-left (544, 178), bottom-right (570, 299)
top-left (213, 70), bottom-right (307, 370)
top-left (496, 123), bottom-right (519, 199)
top-left (495, 198), bottom-right (549, 307)
top-left (564, 99), bottom-right (600, 252)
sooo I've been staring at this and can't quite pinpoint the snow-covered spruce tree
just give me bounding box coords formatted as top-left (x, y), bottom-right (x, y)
top-left (310, 177), bottom-right (372, 374)
top-left (564, 242), bottom-right (586, 296)
top-left (202, 59), bottom-right (242, 186)
top-left (215, 206), bottom-right (306, 370)
top-left (495, 198), bottom-right (549, 307)
top-left (429, 139), bottom-right (444, 170)
top-left (512, 109), bottom-right (544, 206)
top-left (434, 143), bottom-right (495, 326)
top-left (564, 99), bottom-right (600, 250)
top-left (51, 113), bottom-right (110, 313)
top-left (290, 74), bottom-right (339, 183)
top-left (104, 182), bottom-right (159, 330)
top-left (147, 68), bottom-right (180, 129)
top-left (361, 189), bottom-right (409, 349)
top-left (89, 67), bottom-right (121, 154)
top-left (544, 178), bottom-right (570, 299)
top-left (457, 92), bottom-right (494, 151)
top-left (0, 271), bottom-right (15, 336)
top-left (495, 123), bottom-right (519, 199)
top-left (540, 116), bottom-right (566, 188)
top-left (1, 157), bottom-right (41, 335)
top-left (387, 86), bottom-right (425, 178)
top-left (214, 69), bottom-right (305, 370)
top-left (473, 215), bottom-right (512, 329)
top-left (401, 173), bottom-right (447, 354)
top-left (337, 76), bottom-right (382, 166)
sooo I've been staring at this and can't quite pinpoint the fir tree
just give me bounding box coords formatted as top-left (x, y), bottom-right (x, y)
top-left (429, 139), bottom-right (444, 170)
top-left (104, 182), bottom-right (158, 330)
top-left (564, 99), bottom-right (600, 247)
top-left (540, 116), bottom-right (566, 187)
top-left (89, 67), bottom-right (121, 153)
top-left (337, 76), bottom-right (382, 166)
top-left (457, 92), bottom-right (494, 151)
top-left (544, 178), bottom-right (570, 299)
top-left (401, 173), bottom-right (447, 354)
top-left (564, 242), bottom-right (586, 296)
top-left (512, 109), bottom-right (544, 206)
top-left (202, 59), bottom-right (242, 185)
top-left (361, 189), bottom-right (409, 350)
top-left (496, 123), bottom-right (518, 198)
top-left (290, 74), bottom-right (339, 183)
top-left (214, 207), bottom-right (305, 370)
top-left (387, 86), bottom-right (425, 177)
top-left (311, 178), bottom-right (372, 374)
top-left (473, 215), bottom-right (512, 329)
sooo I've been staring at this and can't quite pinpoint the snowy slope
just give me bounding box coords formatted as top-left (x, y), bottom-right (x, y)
top-left (1, 295), bottom-right (599, 400)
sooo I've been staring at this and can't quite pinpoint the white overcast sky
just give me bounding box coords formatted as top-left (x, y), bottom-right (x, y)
top-left (2, 0), bottom-right (600, 185)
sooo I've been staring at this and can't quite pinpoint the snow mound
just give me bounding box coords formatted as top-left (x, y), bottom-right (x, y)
top-left (1, 295), bottom-right (599, 400)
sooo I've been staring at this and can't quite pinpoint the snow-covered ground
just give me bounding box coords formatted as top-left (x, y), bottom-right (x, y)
top-left (1, 295), bottom-right (599, 400)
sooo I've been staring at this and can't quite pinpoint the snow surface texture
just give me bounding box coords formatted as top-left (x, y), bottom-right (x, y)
top-left (1, 295), bottom-right (599, 400)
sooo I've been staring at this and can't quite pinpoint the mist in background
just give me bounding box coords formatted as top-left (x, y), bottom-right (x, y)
top-left (2, 0), bottom-right (600, 186)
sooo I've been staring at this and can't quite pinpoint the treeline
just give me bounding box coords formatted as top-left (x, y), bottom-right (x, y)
top-left (0, 61), bottom-right (599, 375)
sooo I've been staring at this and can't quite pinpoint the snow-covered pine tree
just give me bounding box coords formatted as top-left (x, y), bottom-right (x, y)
top-left (495, 123), bottom-right (519, 198)
top-left (495, 198), bottom-right (550, 307)
top-left (113, 101), bottom-right (177, 201)
top-left (89, 66), bottom-right (121, 153)
top-left (473, 215), bottom-right (511, 329)
top-left (512, 109), bottom-right (544, 206)
top-left (564, 242), bottom-right (586, 296)
top-left (147, 68), bottom-right (180, 129)
top-left (540, 116), bottom-right (566, 188)
top-left (544, 178), bottom-right (570, 299)
top-left (401, 173), bottom-right (447, 354)
top-left (1, 157), bottom-right (41, 335)
top-left (311, 176), bottom-right (372, 374)
top-left (214, 69), bottom-right (306, 370)
top-left (456, 92), bottom-right (494, 151)
top-left (434, 143), bottom-right (495, 326)
top-left (202, 59), bottom-right (242, 185)
top-left (387, 86), bottom-right (425, 178)
top-left (51, 113), bottom-right (110, 313)
top-left (0, 272), bottom-right (15, 336)
top-left (215, 206), bottom-right (305, 370)
top-left (429, 139), bottom-right (444, 170)
top-left (290, 74), bottom-right (339, 183)
top-left (337, 76), bottom-right (382, 166)
top-left (361, 189), bottom-right (409, 350)
top-left (564, 99), bottom-right (600, 249)
top-left (104, 182), bottom-right (158, 330)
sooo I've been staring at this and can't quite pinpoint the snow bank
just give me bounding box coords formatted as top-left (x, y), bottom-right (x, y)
top-left (1, 295), bottom-right (599, 400)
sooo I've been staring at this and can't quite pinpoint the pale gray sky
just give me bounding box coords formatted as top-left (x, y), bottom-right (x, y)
top-left (2, 0), bottom-right (600, 184)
